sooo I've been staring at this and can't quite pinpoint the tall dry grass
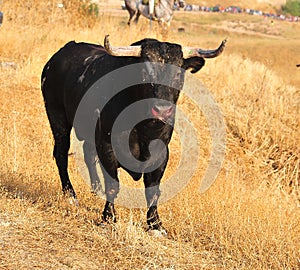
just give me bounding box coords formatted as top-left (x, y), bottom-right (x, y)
top-left (0, 0), bottom-right (299, 269)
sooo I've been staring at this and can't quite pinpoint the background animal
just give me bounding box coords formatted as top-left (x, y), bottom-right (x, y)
top-left (125, 0), bottom-right (175, 30)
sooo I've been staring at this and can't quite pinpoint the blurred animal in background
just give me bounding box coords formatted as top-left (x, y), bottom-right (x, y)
top-left (125, 0), bottom-right (181, 30)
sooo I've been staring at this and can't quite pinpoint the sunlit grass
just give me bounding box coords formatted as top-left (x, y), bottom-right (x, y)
top-left (0, 0), bottom-right (299, 269)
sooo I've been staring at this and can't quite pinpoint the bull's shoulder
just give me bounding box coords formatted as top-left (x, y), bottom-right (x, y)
top-left (59, 41), bottom-right (107, 60)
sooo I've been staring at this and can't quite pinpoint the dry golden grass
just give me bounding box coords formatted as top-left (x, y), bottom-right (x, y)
top-left (0, 0), bottom-right (299, 269)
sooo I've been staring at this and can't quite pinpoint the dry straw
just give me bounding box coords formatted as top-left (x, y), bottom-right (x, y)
top-left (0, 0), bottom-right (299, 269)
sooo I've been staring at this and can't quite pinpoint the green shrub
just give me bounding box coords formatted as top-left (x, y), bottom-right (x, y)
top-left (281, 0), bottom-right (300, 16)
top-left (81, 2), bottom-right (99, 18)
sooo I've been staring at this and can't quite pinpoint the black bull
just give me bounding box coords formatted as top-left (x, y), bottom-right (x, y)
top-left (41, 36), bottom-right (226, 232)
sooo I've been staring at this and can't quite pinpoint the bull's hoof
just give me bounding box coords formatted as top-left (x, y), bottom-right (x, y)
top-left (94, 219), bottom-right (114, 229)
top-left (101, 214), bottom-right (116, 224)
top-left (147, 227), bottom-right (168, 238)
top-left (146, 222), bottom-right (167, 237)
top-left (62, 188), bottom-right (78, 206)
top-left (68, 197), bottom-right (79, 207)
top-left (63, 187), bottom-right (77, 199)
top-left (102, 202), bottom-right (116, 223)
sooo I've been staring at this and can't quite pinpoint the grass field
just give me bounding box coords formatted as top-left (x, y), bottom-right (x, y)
top-left (0, 0), bottom-right (299, 269)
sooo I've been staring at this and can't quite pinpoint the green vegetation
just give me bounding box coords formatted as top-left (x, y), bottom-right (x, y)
top-left (282, 0), bottom-right (300, 16)
top-left (81, 1), bottom-right (99, 18)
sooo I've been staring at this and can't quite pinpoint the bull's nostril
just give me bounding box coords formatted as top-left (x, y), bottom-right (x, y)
top-left (154, 102), bottom-right (173, 112)
top-left (153, 106), bottom-right (160, 113)
top-left (151, 104), bottom-right (174, 119)
top-left (151, 107), bottom-right (159, 117)
top-left (166, 106), bottom-right (173, 113)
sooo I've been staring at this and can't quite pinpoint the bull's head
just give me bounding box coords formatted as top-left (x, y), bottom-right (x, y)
top-left (104, 35), bottom-right (226, 123)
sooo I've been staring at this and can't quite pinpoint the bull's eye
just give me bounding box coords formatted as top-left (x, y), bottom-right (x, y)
top-left (142, 68), bottom-right (155, 83)
top-left (172, 71), bottom-right (183, 87)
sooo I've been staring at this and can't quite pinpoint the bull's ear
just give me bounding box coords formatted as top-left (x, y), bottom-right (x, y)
top-left (182, 57), bottom-right (205, 73)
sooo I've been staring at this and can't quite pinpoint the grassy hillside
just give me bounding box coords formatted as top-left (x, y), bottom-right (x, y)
top-left (186, 0), bottom-right (284, 11)
top-left (0, 0), bottom-right (299, 269)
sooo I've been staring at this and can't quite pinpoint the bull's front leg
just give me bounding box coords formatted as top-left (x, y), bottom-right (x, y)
top-left (143, 151), bottom-right (169, 233)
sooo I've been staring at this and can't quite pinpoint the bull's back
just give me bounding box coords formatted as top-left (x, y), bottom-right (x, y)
top-left (41, 41), bottom-right (107, 107)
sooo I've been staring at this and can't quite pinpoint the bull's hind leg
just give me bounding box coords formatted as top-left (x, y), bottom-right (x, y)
top-left (98, 144), bottom-right (120, 223)
top-left (47, 108), bottom-right (76, 198)
top-left (83, 141), bottom-right (104, 195)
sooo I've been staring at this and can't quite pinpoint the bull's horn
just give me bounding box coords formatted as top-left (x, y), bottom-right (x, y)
top-left (182, 39), bottom-right (227, 58)
top-left (104, 35), bottom-right (141, 57)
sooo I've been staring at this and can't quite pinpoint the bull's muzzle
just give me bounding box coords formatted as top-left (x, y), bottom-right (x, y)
top-left (151, 101), bottom-right (174, 122)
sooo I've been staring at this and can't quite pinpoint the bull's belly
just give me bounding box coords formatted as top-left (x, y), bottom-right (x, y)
top-left (112, 131), bottom-right (168, 174)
